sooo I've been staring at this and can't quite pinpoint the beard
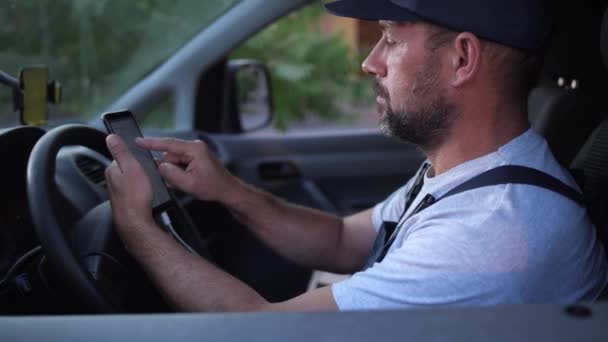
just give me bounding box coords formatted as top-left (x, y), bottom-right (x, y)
top-left (375, 56), bottom-right (457, 151)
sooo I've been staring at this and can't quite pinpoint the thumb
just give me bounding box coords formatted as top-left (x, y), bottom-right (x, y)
top-left (158, 163), bottom-right (192, 192)
top-left (106, 134), bottom-right (137, 172)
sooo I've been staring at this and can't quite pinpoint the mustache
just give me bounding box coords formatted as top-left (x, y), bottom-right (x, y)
top-left (373, 80), bottom-right (389, 100)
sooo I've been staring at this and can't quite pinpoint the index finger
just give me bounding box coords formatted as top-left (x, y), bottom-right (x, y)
top-left (135, 137), bottom-right (191, 155)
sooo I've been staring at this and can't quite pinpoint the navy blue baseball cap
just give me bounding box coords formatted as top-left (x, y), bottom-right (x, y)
top-left (325, 0), bottom-right (551, 51)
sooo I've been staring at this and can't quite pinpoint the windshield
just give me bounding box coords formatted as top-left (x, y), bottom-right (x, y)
top-left (0, 0), bottom-right (241, 127)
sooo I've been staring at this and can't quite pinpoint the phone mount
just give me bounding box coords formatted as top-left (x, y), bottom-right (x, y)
top-left (0, 67), bottom-right (62, 125)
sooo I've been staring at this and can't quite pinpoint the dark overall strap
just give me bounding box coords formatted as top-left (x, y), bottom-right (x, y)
top-left (375, 165), bottom-right (584, 263)
top-left (440, 165), bottom-right (584, 205)
top-left (381, 163), bottom-right (432, 244)
top-left (414, 165), bottom-right (585, 214)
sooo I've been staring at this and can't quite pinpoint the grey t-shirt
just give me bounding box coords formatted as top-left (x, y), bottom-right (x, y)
top-left (332, 129), bottom-right (608, 310)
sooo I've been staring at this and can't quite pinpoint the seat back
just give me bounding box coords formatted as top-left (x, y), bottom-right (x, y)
top-left (571, 117), bottom-right (608, 300)
top-left (571, 118), bottom-right (608, 237)
top-left (529, 86), bottom-right (603, 166)
top-left (566, 7), bottom-right (608, 300)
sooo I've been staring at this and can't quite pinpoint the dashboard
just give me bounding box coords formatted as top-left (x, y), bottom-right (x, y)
top-left (0, 126), bottom-right (45, 275)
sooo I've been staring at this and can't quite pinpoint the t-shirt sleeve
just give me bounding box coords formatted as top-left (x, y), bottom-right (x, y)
top-left (331, 220), bottom-right (522, 311)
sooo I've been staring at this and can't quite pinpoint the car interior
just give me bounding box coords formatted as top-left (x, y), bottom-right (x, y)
top-left (0, 0), bottom-right (607, 330)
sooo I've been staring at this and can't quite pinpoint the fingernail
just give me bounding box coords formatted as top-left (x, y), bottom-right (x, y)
top-left (135, 137), bottom-right (144, 143)
top-left (107, 135), bottom-right (119, 147)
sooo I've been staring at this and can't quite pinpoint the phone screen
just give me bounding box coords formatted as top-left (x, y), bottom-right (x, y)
top-left (103, 112), bottom-right (172, 211)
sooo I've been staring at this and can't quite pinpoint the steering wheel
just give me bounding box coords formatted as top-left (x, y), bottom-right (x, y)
top-left (26, 125), bottom-right (208, 313)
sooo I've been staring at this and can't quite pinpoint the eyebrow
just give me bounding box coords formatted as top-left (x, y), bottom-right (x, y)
top-left (379, 20), bottom-right (397, 29)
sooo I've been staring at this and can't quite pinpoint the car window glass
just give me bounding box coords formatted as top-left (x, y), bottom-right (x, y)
top-left (0, 0), bottom-right (241, 127)
top-left (230, 1), bottom-right (380, 135)
top-left (141, 95), bottom-right (175, 130)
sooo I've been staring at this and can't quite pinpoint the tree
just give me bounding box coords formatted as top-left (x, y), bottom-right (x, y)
top-left (231, 3), bottom-right (372, 130)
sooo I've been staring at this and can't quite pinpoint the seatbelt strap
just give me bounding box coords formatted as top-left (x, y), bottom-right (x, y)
top-left (375, 165), bottom-right (584, 263)
top-left (382, 163), bottom-right (431, 242)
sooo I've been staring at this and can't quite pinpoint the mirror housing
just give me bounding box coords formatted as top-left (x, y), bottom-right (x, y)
top-left (225, 59), bottom-right (273, 133)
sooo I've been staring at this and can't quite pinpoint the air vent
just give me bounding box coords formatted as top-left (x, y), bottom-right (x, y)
top-left (75, 155), bottom-right (106, 188)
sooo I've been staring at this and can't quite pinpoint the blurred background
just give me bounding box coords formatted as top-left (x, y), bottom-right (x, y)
top-left (0, 1), bottom-right (381, 133)
top-left (231, 2), bottom-right (380, 133)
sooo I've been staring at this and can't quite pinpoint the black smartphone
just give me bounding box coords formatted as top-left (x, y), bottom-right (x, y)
top-left (102, 110), bottom-right (172, 212)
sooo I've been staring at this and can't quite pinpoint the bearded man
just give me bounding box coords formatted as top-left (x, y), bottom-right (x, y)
top-left (103, 0), bottom-right (608, 311)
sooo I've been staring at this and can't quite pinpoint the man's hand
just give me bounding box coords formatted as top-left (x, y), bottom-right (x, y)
top-left (104, 134), bottom-right (155, 240)
top-left (135, 137), bottom-right (239, 203)
top-left (104, 136), bottom-right (339, 313)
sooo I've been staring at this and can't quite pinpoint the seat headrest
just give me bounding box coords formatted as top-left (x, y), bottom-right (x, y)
top-left (601, 9), bottom-right (608, 69)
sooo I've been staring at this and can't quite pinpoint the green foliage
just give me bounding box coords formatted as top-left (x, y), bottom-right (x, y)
top-left (0, 1), bottom-right (372, 130)
top-left (231, 3), bottom-right (373, 131)
top-left (0, 0), bottom-right (239, 126)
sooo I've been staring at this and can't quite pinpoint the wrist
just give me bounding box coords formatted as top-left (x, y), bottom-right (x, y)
top-left (218, 175), bottom-right (250, 208)
top-left (118, 214), bottom-right (160, 240)
top-left (118, 211), bottom-right (156, 235)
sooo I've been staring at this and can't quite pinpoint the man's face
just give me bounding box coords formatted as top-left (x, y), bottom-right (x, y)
top-left (363, 21), bottom-right (457, 150)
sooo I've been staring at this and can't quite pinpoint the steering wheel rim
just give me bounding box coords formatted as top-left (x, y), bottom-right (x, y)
top-left (27, 124), bottom-right (116, 312)
top-left (28, 124), bottom-right (212, 313)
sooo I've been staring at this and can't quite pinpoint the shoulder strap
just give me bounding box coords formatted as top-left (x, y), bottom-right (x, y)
top-left (411, 165), bottom-right (585, 217)
top-left (438, 165), bottom-right (585, 206)
top-left (375, 165), bottom-right (585, 264)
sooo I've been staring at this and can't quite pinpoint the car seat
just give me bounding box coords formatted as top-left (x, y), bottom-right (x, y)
top-left (528, 1), bottom-right (608, 167)
top-left (567, 7), bottom-right (608, 299)
top-left (529, 85), bottom-right (603, 166)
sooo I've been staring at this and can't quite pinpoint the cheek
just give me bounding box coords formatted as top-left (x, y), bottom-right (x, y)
top-left (386, 48), bottom-right (412, 86)
top-left (386, 77), bottom-right (408, 105)
top-left (385, 47), bottom-right (428, 105)
top-left (385, 67), bottom-right (414, 108)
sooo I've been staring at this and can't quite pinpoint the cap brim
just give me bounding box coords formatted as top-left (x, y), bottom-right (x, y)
top-left (324, 0), bottom-right (421, 22)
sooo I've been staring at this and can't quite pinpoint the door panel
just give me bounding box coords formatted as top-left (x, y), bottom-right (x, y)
top-left (215, 130), bottom-right (424, 215)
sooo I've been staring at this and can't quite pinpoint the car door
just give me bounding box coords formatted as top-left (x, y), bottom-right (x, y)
top-left (216, 132), bottom-right (422, 217)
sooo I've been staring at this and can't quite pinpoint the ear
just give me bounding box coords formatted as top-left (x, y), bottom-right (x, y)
top-left (449, 32), bottom-right (482, 87)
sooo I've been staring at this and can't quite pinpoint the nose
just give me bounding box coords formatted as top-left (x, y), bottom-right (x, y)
top-left (362, 42), bottom-right (386, 77)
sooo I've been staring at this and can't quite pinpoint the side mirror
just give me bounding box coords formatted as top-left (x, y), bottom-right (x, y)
top-left (226, 59), bottom-right (273, 133)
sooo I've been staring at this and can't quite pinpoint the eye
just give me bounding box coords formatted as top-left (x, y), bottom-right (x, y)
top-left (384, 36), bottom-right (397, 46)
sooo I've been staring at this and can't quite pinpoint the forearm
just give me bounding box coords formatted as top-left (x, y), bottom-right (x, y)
top-left (105, 135), bottom-right (343, 312)
top-left (221, 179), bottom-right (358, 273)
top-left (122, 220), bottom-right (270, 312)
